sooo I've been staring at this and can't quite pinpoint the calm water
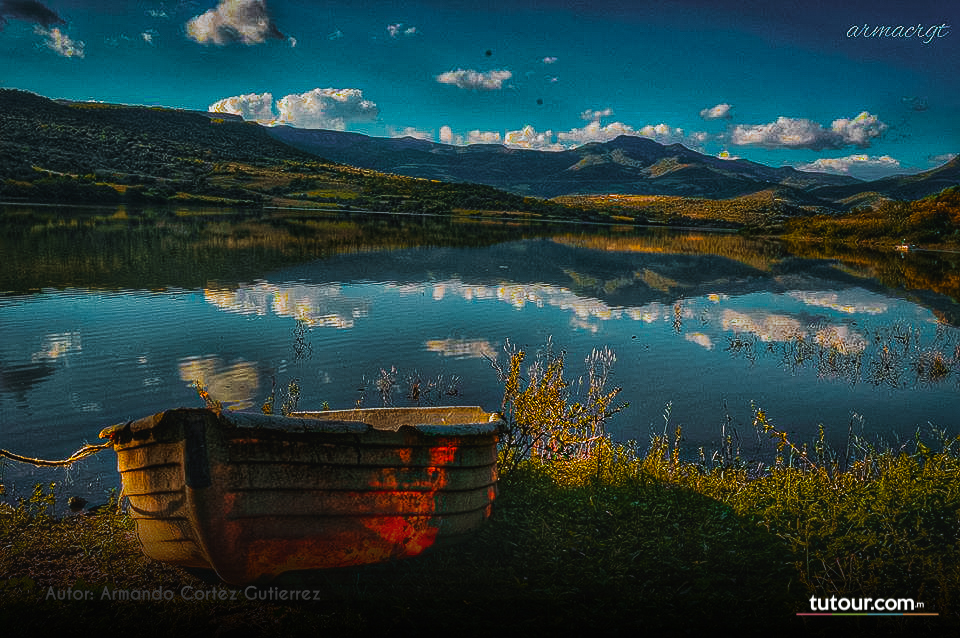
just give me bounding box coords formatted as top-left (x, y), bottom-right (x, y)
top-left (2, 206), bottom-right (959, 504)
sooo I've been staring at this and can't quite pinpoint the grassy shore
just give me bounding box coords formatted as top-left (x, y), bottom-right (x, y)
top-left (2, 432), bottom-right (959, 636)
top-left (2, 349), bottom-right (959, 637)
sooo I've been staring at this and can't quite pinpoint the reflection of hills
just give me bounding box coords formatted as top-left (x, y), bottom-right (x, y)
top-left (268, 238), bottom-right (950, 315)
top-left (0, 359), bottom-right (56, 404)
top-left (271, 238), bottom-right (766, 308)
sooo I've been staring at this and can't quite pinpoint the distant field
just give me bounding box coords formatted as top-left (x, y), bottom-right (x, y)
top-left (553, 191), bottom-right (803, 226)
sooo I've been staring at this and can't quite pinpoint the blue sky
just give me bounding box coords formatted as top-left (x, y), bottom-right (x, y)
top-left (1, 0), bottom-right (957, 180)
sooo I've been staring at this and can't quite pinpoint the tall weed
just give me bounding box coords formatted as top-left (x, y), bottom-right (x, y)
top-left (490, 337), bottom-right (626, 473)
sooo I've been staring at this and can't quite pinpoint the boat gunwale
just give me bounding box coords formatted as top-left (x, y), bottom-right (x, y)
top-left (100, 407), bottom-right (503, 442)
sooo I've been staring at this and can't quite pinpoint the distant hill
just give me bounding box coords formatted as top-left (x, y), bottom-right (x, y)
top-left (0, 88), bottom-right (313, 182)
top-left (267, 125), bottom-right (959, 209)
top-left (0, 89), bottom-right (584, 219)
top-left (266, 125), bottom-right (860, 199)
top-left (809, 156), bottom-right (960, 202)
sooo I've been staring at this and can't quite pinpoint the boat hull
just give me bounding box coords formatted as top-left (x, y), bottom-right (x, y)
top-left (100, 407), bottom-right (501, 584)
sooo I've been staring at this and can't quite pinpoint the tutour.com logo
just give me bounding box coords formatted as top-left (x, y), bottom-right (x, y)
top-left (799, 596), bottom-right (938, 616)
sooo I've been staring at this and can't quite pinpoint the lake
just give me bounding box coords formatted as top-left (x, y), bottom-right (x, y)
top-left (2, 205), bottom-right (959, 504)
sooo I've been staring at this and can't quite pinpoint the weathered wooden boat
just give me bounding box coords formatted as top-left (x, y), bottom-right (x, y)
top-left (99, 406), bottom-right (501, 585)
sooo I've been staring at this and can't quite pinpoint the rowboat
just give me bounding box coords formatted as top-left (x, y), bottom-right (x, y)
top-left (99, 406), bottom-right (502, 585)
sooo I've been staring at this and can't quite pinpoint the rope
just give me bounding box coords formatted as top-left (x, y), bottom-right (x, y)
top-left (0, 441), bottom-right (113, 467)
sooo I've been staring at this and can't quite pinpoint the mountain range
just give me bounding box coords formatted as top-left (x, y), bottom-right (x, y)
top-left (1, 88), bottom-right (957, 215)
top-left (267, 125), bottom-right (959, 207)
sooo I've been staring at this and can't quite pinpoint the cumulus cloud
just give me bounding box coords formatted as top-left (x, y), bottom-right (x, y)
top-left (0, 0), bottom-right (64, 29)
top-left (929, 153), bottom-right (958, 165)
top-left (208, 92), bottom-right (275, 122)
top-left (435, 127), bottom-right (504, 146)
top-left (467, 130), bottom-right (502, 144)
top-left (542, 56), bottom-right (557, 64)
top-left (432, 119), bottom-right (710, 152)
top-left (558, 120), bottom-right (637, 145)
top-left (436, 68), bottom-right (512, 90)
top-left (275, 88), bottom-right (379, 130)
top-left (797, 154), bottom-right (904, 180)
top-left (641, 124), bottom-right (709, 148)
top-left (207, 88), bottom-right (379, 130)
top-left (580, 107), bottom-right (614, 122)
top-left (504, 125), bottom-right (563, 150)
top-left (390, 126), bottom-right (432, 140)
top-left (0, 1), bottom-right (86, 57)
top-left (555, 119), bottom-right (706, 149)
top-left (439, 118), bottom-right (710, 152)
top-left (830, 112), bottom-right (888, 147)
top-left (700, 103), bottom-right (732, 120)
top-left (186, 0), bottom-right (287, 46)
top-left (439, 125), bottom-right (455, 145)
top-left (731, 112), bottom-right (887, 150)
top-left (35, 25), bottom-right (84, 57)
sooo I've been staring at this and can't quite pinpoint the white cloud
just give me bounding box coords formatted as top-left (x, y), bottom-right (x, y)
top-left (436, 68), bottom-right (512, 90)
top-left (580, 108), bottom-right (614, 122)
top-left (731, 111), bottom-right (887, 150)
top-left (390, 126), bottom-right (433, 140)
top-left (700, 103), bottom-right (732, 120)
top-left (467, 130), bottom-right (502, 144)
top-left (829, 112), bottom-right (887, 147)
top-left (542, 56), bottom-right (558, 64)
top-left (930, 153), bottom-right (958, 165)
top-left (275, 88), bottom-right (379, 130)
top-left (208, 92), bottom-right (275, 122)
top-left (34, 26), bottom-right (85, 58)
top-left (186, 0), bottom-right (286, 46)
top-left (638, 123), bottom-right (690, 145)
top-left (208, 88), bottom-right (379, 130)
top-left (558, 120), bottom-right (638, 145)
top-left (559, 120), bottom-right (707, 149)
top-left (439, 125), bottom-right (456, 144)
top-left (797, 154), bottom-right (905, 180)
top-left (439, 118), bottom-right (711, 152)
top-left (504, 125), bottom-right (563, 150)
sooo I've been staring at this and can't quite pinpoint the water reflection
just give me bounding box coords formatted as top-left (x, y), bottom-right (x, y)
top-left (177, 356), bottom-right (260, 410)
top-left (424, 338), bottom-right (497, 360)
top-left (0, 359), bottom-right (56, 404)
top-left (723, 319), bottom-right (958, 389)
top-left (1, 206), bottom-right (958, 506)
top-left (204, 283), bottom-right (370, 328)
top-left (32, 332), bottom-right (83, 362)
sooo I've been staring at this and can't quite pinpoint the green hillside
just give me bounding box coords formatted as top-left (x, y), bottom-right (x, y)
top-left (0, 89), bottom-right (586, 219)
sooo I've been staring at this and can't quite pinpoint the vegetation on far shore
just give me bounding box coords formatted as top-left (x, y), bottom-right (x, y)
top-left (779, 187), bottom-right (960, 248)
top-left (2, 341), bottom-right (959, 636)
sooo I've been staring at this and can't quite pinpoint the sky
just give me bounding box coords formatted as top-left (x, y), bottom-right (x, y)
top-left (1, 0), bottom-right (958, 180)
